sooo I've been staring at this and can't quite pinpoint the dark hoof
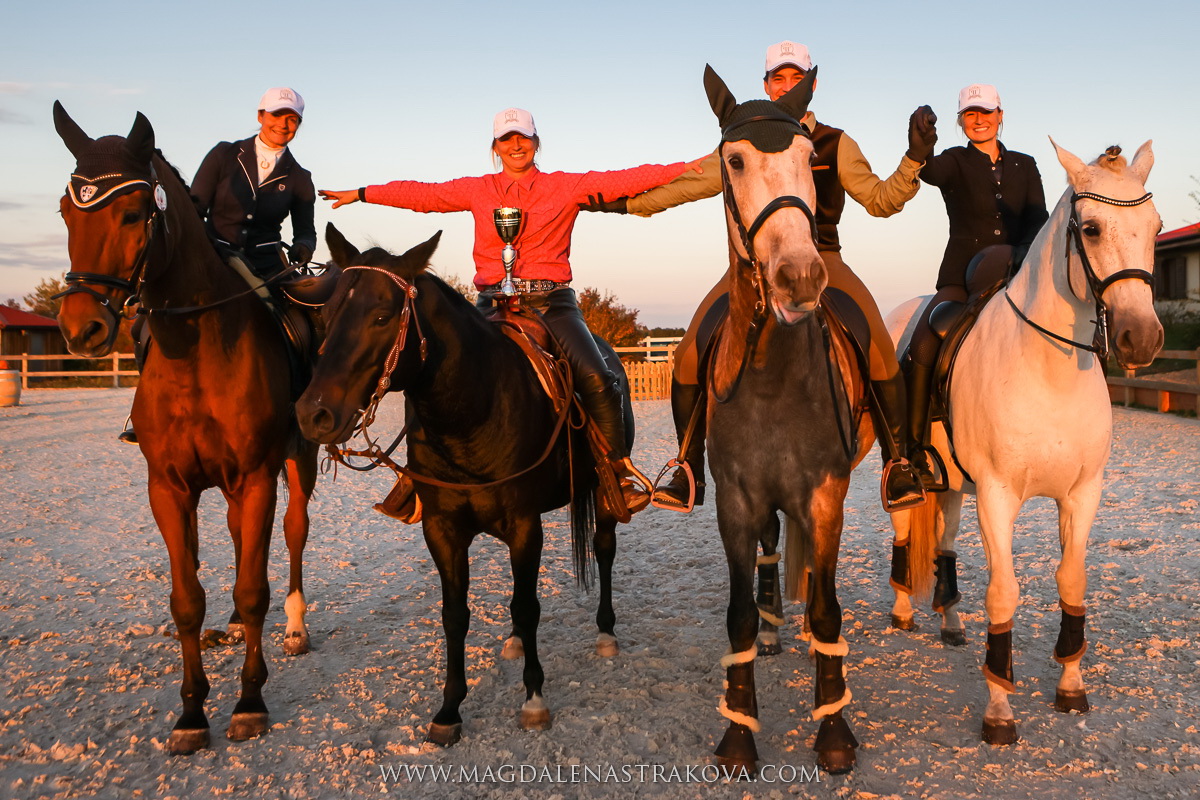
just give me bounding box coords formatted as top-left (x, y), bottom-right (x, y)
top-left (756, 637), bottom-right (782, 657)
top-left (814, 713), bottom-right (858, 774)
top-left (715, 754), bottom-right (757, 779)
top-left (981, 717), bottom-right (1018, 745)
top-left (890, 614), bottom-right (918, 631)
top-left (714, 724), bottom-right (759, 775)
top-left (1055, 689), bottom-right (1090, 714)
top-left (227, 711), bottom-right (269, 741)
top-left (940, 628), bottom-right (967, 647)
top-left (283, 630), bottom-right (310, 656)
top-left (817, 746), bottom-right (856, 775)
top-left (165, 727), bottom-right (209, 755)
top-left (427, 721), bottom-right (462, 747)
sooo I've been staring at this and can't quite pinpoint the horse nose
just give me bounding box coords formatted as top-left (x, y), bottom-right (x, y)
top-left (296, 397), bottom-right (338, 442)
top-left (771, 257), bottom-right (824, 307)
top-left (1114, 319), bottom-right (1164, 369)
top-left (64, 319), bottom-right (110, 357)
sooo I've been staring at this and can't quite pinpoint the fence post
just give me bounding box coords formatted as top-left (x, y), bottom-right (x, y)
top-left (1195, 347), bottom-right (1200, 385)
top-left (22, 353), bottom-right (29, 389)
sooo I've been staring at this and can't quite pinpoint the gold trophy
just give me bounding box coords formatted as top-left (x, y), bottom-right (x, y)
top-left (493, 207), bottom-right (523, 297)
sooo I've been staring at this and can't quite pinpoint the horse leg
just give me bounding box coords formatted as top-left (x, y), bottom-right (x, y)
top-left (713, 506), bottom-right (768, 775)
top-left (424, 519), bottom-right (471, 746)
top-left (282, 443), bottom-right (318, 656)
top-left (889, 507), bottom-right (918, 630)
top-left (1052, 486), bottom-right (1099, 714)
top-left (807, 479), bottom-right (858, 775)
top-left (226, 476), bottom-right (277, 742)
top-left (505, 517), bottom-right (550, 731)
top-left (593, 513), bottom-right (619, 658)
top-left (149, 480), bottom-right (210, 755)
top-left (934, 492), bottom-right (966, 646)
top-left (755, 514), bottom-right (784, 656)
top-left (976, 483), bottom-right (1023, 745)
top-left (224, 495), bottom-right (244, 639)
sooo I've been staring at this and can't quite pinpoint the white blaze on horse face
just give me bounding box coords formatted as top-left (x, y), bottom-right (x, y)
top-left (723, 135), bottom-right (824, 324)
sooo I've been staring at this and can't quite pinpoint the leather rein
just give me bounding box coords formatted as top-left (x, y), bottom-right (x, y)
top-left (324, 270), bottom-right (576, 492)
top-left (1004, 190), bottom-right (1154, 359)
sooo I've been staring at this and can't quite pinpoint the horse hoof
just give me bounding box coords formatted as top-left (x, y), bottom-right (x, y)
top-left (595, 633), bottom-right (619, 658)
top-left (715, 755), bottom-right (756, 779)
top-left (166, 728), bottom-right (210, 755)
top-left (1055, 689), bottom-right (1090, 714)
top-left (714, 724), bottom-right (759, 773)
top-left (520, 697), bottom-right (552, 731)
top-left (426, 722), bottom-right (462, 747)
top-left (940, 628), bottom-right (967, 647)
top-left (224, 623), bottom-right (245, 644)
top-left (981, 717), bottom-right (1018, 745)
top-left (227, 712), bottom-right (269, 742)
top-left (890, 614), bottom-right (917, 632)
top-left (817, 747), bottom-right (856, 775)
top-left (757, 634), bottom-right (782, 656)
top-left (283, 631), bottom-right (310, 656)
top-left (501, 636), bottom-right (524, 660)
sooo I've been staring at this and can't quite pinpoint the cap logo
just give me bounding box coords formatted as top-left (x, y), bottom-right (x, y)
top-left (968, 87), bottom-right (981, 98)
top-left (780, 43), bottom-right (794, 55)
top-left (79, 185), bottom-right (97, 202)
top-left (278, 89), bottom-right (295, 102)
top-left (505, 110), bottom-right (519, 123)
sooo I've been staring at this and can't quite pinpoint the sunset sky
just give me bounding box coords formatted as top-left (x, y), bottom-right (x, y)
top-left (2, 0), bottom-right (1196, 326)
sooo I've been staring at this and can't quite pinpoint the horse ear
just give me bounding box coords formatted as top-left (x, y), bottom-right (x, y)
top-left (1050, 137), bottom-right (1088, 189)
top-left (397, 230), bottom-right (443, 274)
top-left (325, 222), bottom-right (360, 266)
top-left (775, 65), bottom-right (817, 120)
top-left (126, 112), bottom-right (155, 165)
top-left (1129, 140), bottom-right (1154, 185)
top-left (703, 64), bottom-right (738, 127)
top-left (53, 100), bottom-right (94, 158)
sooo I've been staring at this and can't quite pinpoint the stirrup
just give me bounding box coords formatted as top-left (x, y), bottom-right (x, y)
top-left (911, 445), bottom-right (949, 493)
top-left (117, 416), bottom-right (138, 445)
top-left (618, 459), bottom-right (653, 516)
top-left (881, 458), bottom-right (927, 513)
top-left (650, 459), bottom-right (697, 513)
top-left (374, 475), bottom-right (422, 524)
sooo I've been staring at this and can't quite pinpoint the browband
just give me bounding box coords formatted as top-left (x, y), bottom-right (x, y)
top-left (68, 173), bottom-right (152, 210)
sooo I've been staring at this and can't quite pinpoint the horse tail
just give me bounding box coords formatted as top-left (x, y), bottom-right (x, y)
top-left (783, 515), bottom-right (812, 603)
top-left (568, 426), bottom-right (597, 591)
top-left (903, 497), bottom-right (941, 602)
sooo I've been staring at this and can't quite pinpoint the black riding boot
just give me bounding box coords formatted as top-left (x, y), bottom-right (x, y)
top-left (117, 317), bottom-right (150, 444)
top-left (871, 373), bottom-right (926, 512)
top-left (652, 380), bottom-right (707, 512)
top-left (905, 358), bottom-right (943, 490)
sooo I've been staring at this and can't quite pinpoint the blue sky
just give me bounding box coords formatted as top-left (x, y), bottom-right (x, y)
top-left (2, 0), bottom-right (1197, 326)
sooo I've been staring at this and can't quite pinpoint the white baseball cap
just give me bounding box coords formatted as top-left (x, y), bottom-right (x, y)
top-left (765, 41), bottom-right (813, 74)
top-left (258, 87), bottom-right (304, 117)
top-left (958, 84), bottom-right (1001, 113)
top-left (493, 107), bottom-right (536, 139)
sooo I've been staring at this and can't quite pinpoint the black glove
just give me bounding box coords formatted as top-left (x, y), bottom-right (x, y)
top-left (578, 193), bottom-right (628, 214)
top-left (906, 105), bottom-right (938, 164)
top-left (289, 243), bottom-right (314, 265)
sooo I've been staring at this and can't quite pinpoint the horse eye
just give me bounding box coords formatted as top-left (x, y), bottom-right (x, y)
top-left (121, 209), bottom-right (142, 225)
top-left (728, 155), bottom-right (744, 171)
top-left (1082, 223), bottom-right (1100, 238)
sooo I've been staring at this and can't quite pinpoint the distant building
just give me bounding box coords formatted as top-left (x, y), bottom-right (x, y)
top-left (1155, 222), bottom-right (1200, 304)
top-left (0, 306), bottom-right (66, 372)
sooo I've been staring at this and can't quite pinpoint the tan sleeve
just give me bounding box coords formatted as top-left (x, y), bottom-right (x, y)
top-left (626, 150), bottom-right (722, 217)
top-left (836, 132), bottom-right (922, 218)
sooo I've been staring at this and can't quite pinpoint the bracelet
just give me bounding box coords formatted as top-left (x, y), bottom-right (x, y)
top-left (357, 187), bottom-right (366, 202)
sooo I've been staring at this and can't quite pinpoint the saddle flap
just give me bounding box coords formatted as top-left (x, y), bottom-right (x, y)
top-left (486, 306), bottom-right (569, 417)
top-left (932, 281), bottom-right (1006, 405)
top-left (280, 264), bottom-right (344, 307)
top-left (820, 287), bottom-right (871, 377)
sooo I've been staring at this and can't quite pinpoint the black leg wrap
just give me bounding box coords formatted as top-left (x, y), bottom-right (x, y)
top-left (813, 714), bottom-right (858, 774)
top-left (932, 553), bottom-right (961, 613)
top-left (889, 542), bottom-right (912, 593)
top-left (814, 653), bottom-right (846, 709)
top-left (1054, 610), bottom-right (1087, 663)
top-left (984, 629), bottom-right (1015, 692)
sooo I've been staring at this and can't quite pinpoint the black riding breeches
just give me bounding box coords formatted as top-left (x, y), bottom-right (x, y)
top-left (913, 245), bottom-right (1015, 367)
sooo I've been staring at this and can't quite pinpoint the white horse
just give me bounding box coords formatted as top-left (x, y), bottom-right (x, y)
top-left (887, 140), bottom-right (1162, 744)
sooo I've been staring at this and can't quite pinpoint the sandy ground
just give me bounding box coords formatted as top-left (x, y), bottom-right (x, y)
top-left (0, 388), bottom-right (1197, 800)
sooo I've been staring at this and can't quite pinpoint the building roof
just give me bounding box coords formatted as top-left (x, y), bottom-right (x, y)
top-left (0, 306), bottom-right (60, 330)
top-left (1157, 221), bottom-right (1200, 248)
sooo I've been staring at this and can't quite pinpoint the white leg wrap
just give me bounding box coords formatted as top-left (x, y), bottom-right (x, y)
top-left (808, 636), bottom-right (849, 658)
top-left (812, 688), bottom-right (852, 721)
top-left (719, 645), bottom-right (758, 669)
top-left (756, 552), bottom-right (781, 566)
top-left (718, 695), bottom-right (761, 732)
top-left (284, 590), bottom-right (306, 634)
top-left (757, 606), bottom-right (786, 627)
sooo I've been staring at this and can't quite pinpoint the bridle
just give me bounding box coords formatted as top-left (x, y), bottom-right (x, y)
top-left (1005, 189), bottom-right (1154, 359)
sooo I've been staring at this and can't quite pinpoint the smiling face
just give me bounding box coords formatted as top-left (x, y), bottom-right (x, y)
top-left (764, 66), bottom-right (809, 102)
top-left (257, 109), bottom-right (301, 147)
top-left (960, 107), bottom-right (1002, 146)
top-left (493, 132), bottom-right (539, 176)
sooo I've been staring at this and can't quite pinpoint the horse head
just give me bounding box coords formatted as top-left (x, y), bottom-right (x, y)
top-left (1051, 139), bottom-right (1163, 369)
top-left (704, 64), bottom-right (823, 325)
top-left (296, 223), bottom-right (442, 444)
top-left (53, 102), bottom-right (163, 357)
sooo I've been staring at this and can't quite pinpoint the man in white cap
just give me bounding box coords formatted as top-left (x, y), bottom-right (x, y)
top-left (585, 41), bottom-right (938, 514)
top-left (191, 87), bottom-right (317, 279)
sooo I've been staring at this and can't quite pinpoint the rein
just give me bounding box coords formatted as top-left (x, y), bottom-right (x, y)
top-left (1005, 190), bottom-right (1154, 359)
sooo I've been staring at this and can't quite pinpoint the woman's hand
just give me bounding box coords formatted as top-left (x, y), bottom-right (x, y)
top-left (319, 189), bottom-right (359, 209)
top-left (685, 156), bottom-right (706, 174)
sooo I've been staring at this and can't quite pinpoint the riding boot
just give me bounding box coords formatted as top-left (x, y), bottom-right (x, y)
top-left (871, 373), bottom-right (926, 512)
top-left (374, 473), bottom-right (422, 524)
top-left (651, 380), bottom-right (707, 512)
top-left (905, 358), bottom-right (942, 490)
top-left (117, 317), bottom-right (150, 445)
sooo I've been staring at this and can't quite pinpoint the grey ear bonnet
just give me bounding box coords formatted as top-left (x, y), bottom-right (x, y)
top-left (703, 64), bottom-right (817, 153)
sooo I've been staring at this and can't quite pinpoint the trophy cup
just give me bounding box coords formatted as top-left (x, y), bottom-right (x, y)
top-left (493, 207), bottom-right (523, 297)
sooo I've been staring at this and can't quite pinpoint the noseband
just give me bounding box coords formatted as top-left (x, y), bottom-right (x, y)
top-left (1005, 190), bottom-right (1154, 358)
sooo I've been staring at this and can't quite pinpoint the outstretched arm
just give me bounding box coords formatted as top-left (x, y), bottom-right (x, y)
top-left (838, 131), bottom-right (923, 218)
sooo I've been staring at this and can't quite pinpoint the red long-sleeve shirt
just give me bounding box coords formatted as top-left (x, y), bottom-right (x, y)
top-left (364, 163), bottom-right (687, 287)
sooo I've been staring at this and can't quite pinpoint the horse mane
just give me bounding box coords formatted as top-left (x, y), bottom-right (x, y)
top-left (152, 149), bottom-right (192, 192)
top-left (1094, 145), bottom-right (1127, 172)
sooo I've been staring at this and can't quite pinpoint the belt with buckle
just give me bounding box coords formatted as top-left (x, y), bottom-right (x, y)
top-left (482, 279), bottom-right (570, 294)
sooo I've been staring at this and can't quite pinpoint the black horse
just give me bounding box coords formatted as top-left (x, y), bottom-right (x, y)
top-left (297, 225), bottom-right (630, 744)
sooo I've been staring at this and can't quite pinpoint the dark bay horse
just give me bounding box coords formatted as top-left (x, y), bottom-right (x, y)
top-left (701, 67), bottom-right (875, 775)
top-left (52, 105), bottom-right (318, 754)
top-left (296, 225), bottom-right (628, 745)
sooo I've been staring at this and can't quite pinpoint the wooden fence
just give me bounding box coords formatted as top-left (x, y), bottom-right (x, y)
top-left (614, 344), bottom-right (675, 400)
top-left (1106, 348), bottom-right (1200, 414)
top-left (3, 352), bottom-right (138, 389)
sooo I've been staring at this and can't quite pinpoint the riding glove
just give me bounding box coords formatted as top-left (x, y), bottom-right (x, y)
top-left (578, 193), bottom-right (628, 214)
top-left (906, 105), bottom-right (938, 165)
